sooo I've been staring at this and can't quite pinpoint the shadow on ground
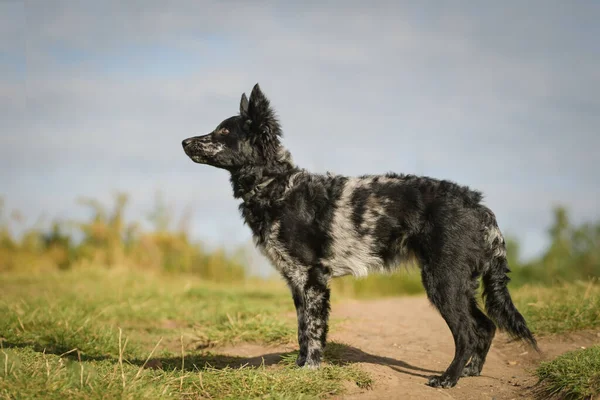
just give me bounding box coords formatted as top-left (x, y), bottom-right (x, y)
top-left (1, 339), bottom-right (441, 378)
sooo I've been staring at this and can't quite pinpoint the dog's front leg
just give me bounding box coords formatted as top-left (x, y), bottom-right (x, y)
top-left (289, 284), bottom-right (308, 366)
top-left (303, 266), bottom-right (331, 368)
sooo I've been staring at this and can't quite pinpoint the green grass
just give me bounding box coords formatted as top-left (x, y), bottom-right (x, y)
top-left (512, 280), bottom-right (600, 335)
top-left (534, 346), bottom-right (600, 400)
top-left (0, 268), bottom-right (297, 356)
top-left (511, 282), bottom-right (600, 400)
top-left (0, 268), bottom-right (371, 399)
top-left (0, 345), bottom-right (371, 400)
top-left (1, 267), bottom-right (598, 399)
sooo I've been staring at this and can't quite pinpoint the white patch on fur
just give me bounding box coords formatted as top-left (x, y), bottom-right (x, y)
top-left (308, 338), bottom-right (321, 351)
top-left (484, 225), bottom-right (506, 258)
top-left (286, 172), bottom-right (302, 192)
top-left (257, 221), bottom-right (308, 288)
top-left (376, 176), bottom-right (403, 185)
top-left (322, 177), bottom-right (388, 277)
top-left (277, 147), bottom-right (295, 168)
top-left (201, 142), bottom-right (225, 156)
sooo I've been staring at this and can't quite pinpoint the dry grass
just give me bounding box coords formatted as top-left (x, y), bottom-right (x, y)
top-left (0, 268), bottom-right (371, 399)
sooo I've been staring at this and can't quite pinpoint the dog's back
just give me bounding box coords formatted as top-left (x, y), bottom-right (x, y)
top-left (261, 171), bottom-right (486, 278)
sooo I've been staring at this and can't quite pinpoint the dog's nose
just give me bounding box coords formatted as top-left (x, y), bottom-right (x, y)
top-left (182, 138), bottom-right (193, 148)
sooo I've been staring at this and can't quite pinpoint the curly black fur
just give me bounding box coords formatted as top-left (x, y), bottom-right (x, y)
top-left (182, 83), bottom-right (537, 388)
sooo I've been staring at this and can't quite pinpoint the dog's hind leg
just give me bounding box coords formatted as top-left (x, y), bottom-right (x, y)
top-left (303, 266), bottom-right (331, 368)
top-left (462, 297), bottom-right (496, 377)
top-left (289, 284), bottom-right (308, 366)
top-left (421, 262), bottom-right (478, 388)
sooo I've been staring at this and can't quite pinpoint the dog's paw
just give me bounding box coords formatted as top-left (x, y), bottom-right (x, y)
top-left (461, 364), bottom-right (481, 377)
top-left (295, 355), bottom-right (307, 367)
top-left (302, 359), bottom-right (321, 370)
top-left (427, 375), bottom-right (457, 388)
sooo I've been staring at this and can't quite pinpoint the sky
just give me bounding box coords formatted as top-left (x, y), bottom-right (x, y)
top-left (1, 1), bottom-right (599, 274)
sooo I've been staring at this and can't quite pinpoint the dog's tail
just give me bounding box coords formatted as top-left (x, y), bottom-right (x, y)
top-left (480, 208), bottom-right (539, 351)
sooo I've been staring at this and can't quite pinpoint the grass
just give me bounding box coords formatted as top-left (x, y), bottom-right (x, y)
top-left (0, 268), bottom-right (296, 356)
top-left (1, 267), bottom-right (598, 399)
top-left (0, 268), bottom-right (371, 399)
top-left (511, 281), bottom-right (600, 400)
top-left (535, 346), bottom-right (600, 400)
top-left (0, 345), bottom-right (372, 400)
top-left (511, 280), bottom-right (600, 335)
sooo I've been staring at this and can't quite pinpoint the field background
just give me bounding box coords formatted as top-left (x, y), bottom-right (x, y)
top-left (1, 195), bottom-right (599, 399)
top-left (3, 2), bottom-right (599, 399)
top-left (2, 194), bottom-right (599, 292)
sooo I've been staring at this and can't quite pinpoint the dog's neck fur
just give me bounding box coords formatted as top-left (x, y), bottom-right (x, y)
top-left (229, 146), bottom-right (299, 243)
top-left (229, 147), bottom-right (298, 203)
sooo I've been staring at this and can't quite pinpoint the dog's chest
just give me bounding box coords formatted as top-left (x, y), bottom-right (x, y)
top-left (254, 220), bottom-right (295, 275)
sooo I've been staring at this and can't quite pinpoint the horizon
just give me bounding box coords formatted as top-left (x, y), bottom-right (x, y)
top-left (2, 1), bottom-right (599, 274)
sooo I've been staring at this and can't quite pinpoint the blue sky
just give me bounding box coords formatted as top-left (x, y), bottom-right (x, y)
top-left (1, 1), bottom-right (599, 273)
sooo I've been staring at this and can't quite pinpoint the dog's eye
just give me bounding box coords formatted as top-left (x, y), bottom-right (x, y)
top-left (219, 128), bottom-right (229, 135)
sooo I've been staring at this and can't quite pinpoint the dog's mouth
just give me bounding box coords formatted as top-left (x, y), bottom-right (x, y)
top-left (182, 139), bottom-right (205, 163)
top-left (185, 150), bottom-right (207, 164)
top-left (189, 155), bottom-right (206, 163)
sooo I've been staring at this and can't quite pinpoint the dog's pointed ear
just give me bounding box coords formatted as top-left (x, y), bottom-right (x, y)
top-left (240, 93), bottom-right (249, 117)
top-left (247, 83), bottom-right (281, 140)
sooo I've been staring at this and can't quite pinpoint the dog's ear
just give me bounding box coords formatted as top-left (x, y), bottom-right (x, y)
top-left (246, 83), bottom-right (282, 143)
top-left (240, 93), bottom-right (249, 118)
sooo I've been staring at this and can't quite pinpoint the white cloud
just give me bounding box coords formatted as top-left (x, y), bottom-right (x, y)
top-left (1, 1), bottom-right (599, 267)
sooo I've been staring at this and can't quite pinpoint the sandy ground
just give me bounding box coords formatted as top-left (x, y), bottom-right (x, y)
top-left (218, 296), bottom-right (600, 400)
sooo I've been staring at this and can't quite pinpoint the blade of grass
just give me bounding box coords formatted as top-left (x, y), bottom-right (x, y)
top-left (135, 337), bottom-right (163, 379)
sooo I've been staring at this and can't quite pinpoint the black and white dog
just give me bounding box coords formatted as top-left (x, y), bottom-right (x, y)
top-left (182, 84), bottom-right (537, 388)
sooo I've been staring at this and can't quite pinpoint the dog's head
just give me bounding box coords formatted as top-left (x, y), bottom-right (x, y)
top-left (182, 83), bottom-right (283, 170)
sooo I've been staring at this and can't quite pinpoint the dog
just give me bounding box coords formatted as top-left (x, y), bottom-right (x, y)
top-left (182, 83), bottom-right (538, 388)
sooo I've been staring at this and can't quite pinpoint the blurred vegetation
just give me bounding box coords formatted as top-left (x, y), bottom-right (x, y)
top-left (0, 194), bottom-right (599, 292)
top-left (0, 194), bottom-right (246, 282)
top-left (507, 207), bottom-right (600, 287)
top-left (1, 194), bottom-right (597, 399)
top-left (331, 266), bottom-right (424, 298)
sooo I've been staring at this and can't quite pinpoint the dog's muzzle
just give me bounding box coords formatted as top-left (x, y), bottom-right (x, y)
top-left (182, 137), bottom-right (204, 162)
top-left (182, 138), bottom-right (194, 148)
top-left (182, 135), bottom-right (224, 164)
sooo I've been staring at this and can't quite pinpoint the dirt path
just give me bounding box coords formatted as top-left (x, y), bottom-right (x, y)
top-left (220, 296), bottom-right (600, 399)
